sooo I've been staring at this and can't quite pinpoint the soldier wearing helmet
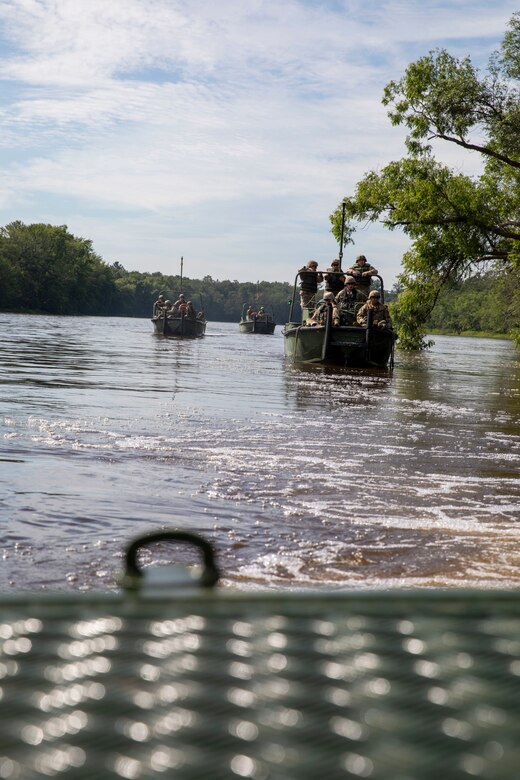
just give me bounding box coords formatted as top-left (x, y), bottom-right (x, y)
top-left (333, 276), bottom-right (363, 325)
top-left (307, 291), bottom-right (336, 326)
top-left (323, 258), bottom-right (346, 297)
top-left (345, 254), bottom-right (378, 297)
top-left (153, 293), bottom-right (168, 317)
top-left (185, 300), bottom-right (196, 318)
top-left (336, 275), bottom-right (362, 305)
top-left (171, 293), bottom-right (186, 315)
top-left (356, 289), bottom-right (392, 329)
top-left (298, 260), bottom-right (323, 310)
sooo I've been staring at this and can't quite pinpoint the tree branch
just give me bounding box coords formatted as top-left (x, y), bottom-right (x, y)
top-left (387, 215), bottom-right (520, 240)
top-left (434, 133), bottom-right (520, 169)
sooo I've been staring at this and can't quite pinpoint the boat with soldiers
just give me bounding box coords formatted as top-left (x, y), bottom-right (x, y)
top-left (152, 301), bottom-right (206, 338)
top-left (283, 277), bottom-right (396, 368)
top-left (151, 257), bottom-right (207, 338)
top-left (239, 304), bottom-right (276, 334)
top-left (283, 206), bottom-right (396, 368)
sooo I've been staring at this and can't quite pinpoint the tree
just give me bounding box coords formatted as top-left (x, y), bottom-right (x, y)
top-left (330, 13), bottom-right (520, 348)
top-left (0, 221), bottom-right (117, 314)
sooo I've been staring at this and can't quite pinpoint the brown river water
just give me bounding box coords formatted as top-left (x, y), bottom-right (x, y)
top-left (1, 313), bottom-right (519, 592)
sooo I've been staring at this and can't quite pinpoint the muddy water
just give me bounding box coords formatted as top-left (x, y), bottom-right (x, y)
top-left (1, 313), bottom-right (518, 591)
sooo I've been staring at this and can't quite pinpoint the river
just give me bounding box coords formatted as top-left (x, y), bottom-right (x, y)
top-left (1, 313), bottom-right (519, 592)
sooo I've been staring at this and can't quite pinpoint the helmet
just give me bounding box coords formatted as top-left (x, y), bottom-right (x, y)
top-left (323, 292), bottom-right (335, 301)
top-left (179, 293), bottom-right (185, 299)
top-left (368, 290), bottom-right (381, 298)
top-left (345, 276), bottom-right (356, 284)
top-left (331, 259), bottom-right (340, 266)
top-left (356, 255), bottom-right (367, 262)
top-left (306, 260), bottom-right (318, 268)
top-left (158, 294), bottom-right (165, 300)
top-left (187, 301), bottom-right (192, 305)
top-left (165, 300), bottom-right (171, 305)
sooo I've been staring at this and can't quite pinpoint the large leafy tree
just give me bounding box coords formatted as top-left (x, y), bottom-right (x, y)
top-left (0, 221), bottom-right (117, 314)
top-left (331, 13), bottom-right (520, 348)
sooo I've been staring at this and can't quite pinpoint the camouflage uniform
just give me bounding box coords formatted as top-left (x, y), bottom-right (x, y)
top-left (153, 295), bottom-right (167, 317)
top-left (307, 299), bottom-right (334, 326)
top-left (356, 300), bottom-right (392, 328)
top-left (345, 256), bottom-right (378, 296)
top-left (334, 285), bottom-right (361, 325)
top-left (335, 287), bottom-right (359, 304)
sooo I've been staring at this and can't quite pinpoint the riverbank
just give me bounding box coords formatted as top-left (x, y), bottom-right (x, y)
top-left (428, 329), bottom-right (511, 340)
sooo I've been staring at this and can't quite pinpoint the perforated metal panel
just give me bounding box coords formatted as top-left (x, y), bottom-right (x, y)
top-left (0, 590), bottom-right (518, 779)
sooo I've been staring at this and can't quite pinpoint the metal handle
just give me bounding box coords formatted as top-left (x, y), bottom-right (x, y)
top-left (124, 530), bottom-right (220, 588)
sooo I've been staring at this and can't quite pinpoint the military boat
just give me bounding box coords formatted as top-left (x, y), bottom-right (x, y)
top-left (283, 274), bottom-right (396, 368)
top-left (152, 307), bottom-right (206, 338)
top-left (151, 255), bottom-right (206, 338)
top-left (239, 303), bottom-right (276, 334)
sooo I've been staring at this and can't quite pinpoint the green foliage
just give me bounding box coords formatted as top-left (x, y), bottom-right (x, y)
top-left (0, 221), bottom-right (293, 322)
top-left (0, 221), bottom-right (117, 314)
top-left (426, 270), bottom-right (519, 339)
top-left (330, 14), bottom-right (520, 349)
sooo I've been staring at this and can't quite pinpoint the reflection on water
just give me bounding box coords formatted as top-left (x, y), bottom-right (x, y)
top-left (1, 313), bottom-right (519, 591)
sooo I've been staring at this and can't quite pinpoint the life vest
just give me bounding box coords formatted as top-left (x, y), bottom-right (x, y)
top-left (299, 267), bottom-right (321, 292)
top-left (324, 269), bottom-right (345, 293)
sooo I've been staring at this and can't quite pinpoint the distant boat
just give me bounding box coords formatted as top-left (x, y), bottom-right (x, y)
top-left (239, 304), bottom-right (276, 334)
top-left (283, 273), bottom-right (396, 368)
top-left (151, 255), bottom-right (207, 338)
top-left (152, 308), bottom-right (206, 338)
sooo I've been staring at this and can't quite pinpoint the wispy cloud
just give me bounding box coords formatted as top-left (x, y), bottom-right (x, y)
top-left (0, 0), bottom-right (517, 283)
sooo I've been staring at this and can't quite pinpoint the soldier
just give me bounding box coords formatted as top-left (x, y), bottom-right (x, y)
top-left (171, 293), bottom-right (186, 315)
top-left (153, 293), bottom-right (167, 317)
top-left (336, 276), bottom-right (361, 304)
top-left (307, 292), bottom-right (335, 326)
top-left (356, 290), bottom-right (392, 329)
top-left (323, 258), bottom-right (346, 297)
top-left (298, 260), bottom-right (323, 310)
top-left (333, 276), bottom-right (361, 325)
top-left (185, 301), bottom-right (196, 318)
top-left (345, 254), bottom-right (378, 297)
top-left (257, 307), bottom-right (266, 320)
top-left (246, 305), bottom-right (257, 319)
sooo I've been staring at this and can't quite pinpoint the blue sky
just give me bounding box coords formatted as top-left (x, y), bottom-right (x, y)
top-left (0, 0), bottom-right (517, 287)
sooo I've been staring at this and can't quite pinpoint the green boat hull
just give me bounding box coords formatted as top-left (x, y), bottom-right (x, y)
top-left (239, 318), bottom-right (276, 334)
top-left (283, 322), bottom-right (395, 368)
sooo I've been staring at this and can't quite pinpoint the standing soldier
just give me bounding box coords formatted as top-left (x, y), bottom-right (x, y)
top-left (153, 293), bottom-right (167, 317)
top-left (171, 293), bottom-right (186, 315)
top-left (298, 260), bottom-right (323, 311)
top-left (323, 258), bottom-right (346, 297)
top-left (345, 254), bottom-right (378, 298)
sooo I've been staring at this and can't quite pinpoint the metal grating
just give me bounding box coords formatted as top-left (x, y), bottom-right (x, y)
top-left (0, 590), bottom-right (518, 779)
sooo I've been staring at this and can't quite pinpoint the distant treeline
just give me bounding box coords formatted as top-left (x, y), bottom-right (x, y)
top-left (0, 221), bottom-right (294, 322)
top-left (0, 221), bottom-right (514, 335)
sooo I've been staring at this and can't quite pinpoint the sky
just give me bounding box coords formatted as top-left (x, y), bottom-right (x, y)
top-left (0, 0), bottom-right (517, 287)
